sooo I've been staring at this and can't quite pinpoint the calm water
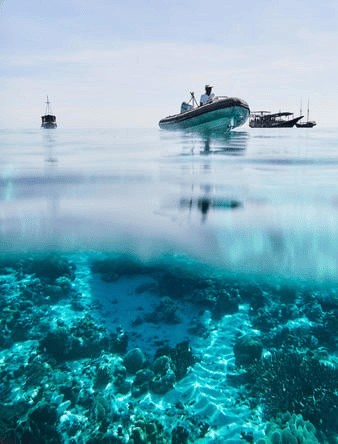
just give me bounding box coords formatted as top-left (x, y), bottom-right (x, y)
top-left (1, 127), bottom-right (337, 280)
top-left (1, 126), bottom-right (338, 443)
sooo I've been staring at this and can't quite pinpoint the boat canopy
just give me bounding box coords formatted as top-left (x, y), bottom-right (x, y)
top-left (41, 115), bottom-right (56, 123)
top-left (250, 111), bottom-right (293, 118)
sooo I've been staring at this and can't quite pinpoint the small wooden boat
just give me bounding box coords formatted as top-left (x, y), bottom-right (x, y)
top-left (296, 121), bottom-right (316, 128)
top-left (249, 111), bottom-right (303, 128)
top-left (296, 101), bottom-right (317, 128)
top-left (41, 96), bottom-right (57, 129)
top-left (159, 95), bottom-right (250, 132)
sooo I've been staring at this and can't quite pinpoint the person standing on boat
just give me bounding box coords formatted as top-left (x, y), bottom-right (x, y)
top-left (200, 85), bottom-right (215, 106)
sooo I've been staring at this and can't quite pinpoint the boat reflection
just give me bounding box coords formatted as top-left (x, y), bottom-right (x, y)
top-left (177, 129), bottom-right (249, 156)
top-left (42, 130), bottom-right (58, 164)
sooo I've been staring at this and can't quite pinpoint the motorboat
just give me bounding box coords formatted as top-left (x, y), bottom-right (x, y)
top-left (159, 94), bottom-right (250, 132)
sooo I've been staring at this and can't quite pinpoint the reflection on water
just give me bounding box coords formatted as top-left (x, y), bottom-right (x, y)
top-left (174, 129), bottom-right (249, 156)
top-left (43, 130), bottom-right (58, 164)
top-left (1, 128), bottom-right (338, 280)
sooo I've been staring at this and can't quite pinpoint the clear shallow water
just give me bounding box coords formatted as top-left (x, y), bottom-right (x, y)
top-left (1, 127), bottom-right (338, 280)
top-left (1, 127), bottom-right (338, 444)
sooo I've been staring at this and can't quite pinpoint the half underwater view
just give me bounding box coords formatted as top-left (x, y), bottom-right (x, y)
top-left (1, 127), bottom-right (338, 444)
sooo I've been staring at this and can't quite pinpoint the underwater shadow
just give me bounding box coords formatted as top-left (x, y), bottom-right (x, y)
top-left (179, 192), bottom-right (242, 223)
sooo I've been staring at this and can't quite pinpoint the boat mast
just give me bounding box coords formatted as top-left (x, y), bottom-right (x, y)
top-left (45, 96), bottom-right (52, 115)
top-left (307, 100), bottom-right (310, 122)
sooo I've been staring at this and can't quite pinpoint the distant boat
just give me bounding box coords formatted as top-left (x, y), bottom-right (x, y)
top-left (295, 101), bottom-right (316, 128)
top-left (159, 93), bottom-right (250, 132)
top-left (41, 96), bottom-right (57, 129)
top-left (249, 111), bottom-right (303, 128)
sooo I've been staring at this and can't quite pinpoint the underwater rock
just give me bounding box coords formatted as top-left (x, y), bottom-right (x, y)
top-left (240, 430), bottom-right (254, 443)
top-left (123, 348), bottom-right (147, 374)
top-left (276, 284), bottom-right (298, 304)
top-left (112, 326), bottom-right (129, 353)
top-left (22, 254), bottom-right (75, 282)
top-left (126, 417), bottom-right (165, 444)
top-left (154, 341), bottom-right (197, 380)
top-left (241, 284), bottom-right (268, 309)
top-left (130, 426), bottom-right (147, 444)
top-left (155, 268), bottom-right (207, 301)
top-left (187, 317), bottom-right (210, 338)
top-left (45, 284), bottom-right (65, 302)
top-left (152, 354), bottom-right (174, 376)
top-left (144, 296), bottom-right (181, 324)
top-left (303, 302), bottom-right (323, 323)
top-left (233, 334), bottom-right (263, 367)
top-left (39, 316), bottom-right (127, 362)
top-left (1, 299), bottom-right (42, 347)
top-left (151, 355), bottom-right (176, 394)
top-left (112, 362), bottom-right (129, 393)
top-left (16, 402), bottom-right (60, 444)
top-left (95, 363), bottom-right (114, 388)
top-left (171, 424), bottom-right (189, 444)
top-left (132, 368), bottom-right (155, 397)
top-left (58, 411), bottom-right (88, 441)
top-left (317, 289), bottom-right (338, 311)
top-left (251, 304), bottom-right (283, 332)
top-left (190, 285), bottom-right (241, 318)
top-left (150, 369), bottom-right (176, 394)
top-left (212, 288), bottom-right (241, 319)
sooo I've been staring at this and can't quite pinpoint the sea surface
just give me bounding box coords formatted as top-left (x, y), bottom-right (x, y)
top-left (1, 127), bottom-right (338, 443)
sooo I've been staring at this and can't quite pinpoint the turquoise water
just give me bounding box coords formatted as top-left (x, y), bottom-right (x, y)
top-left (1, 127), bottom-right (338, 279)
top-left (1, 127), bottom-right (338, 443)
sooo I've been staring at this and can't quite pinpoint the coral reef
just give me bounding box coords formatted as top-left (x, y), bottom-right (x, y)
top-left (256, 412), bottom-right (320, 444)
top-left (246, 350), bottom-right (338, 434)
top-left (39, 315), bottom-right (128, 361)
top-left (3, 252), bottom-right (338, 443)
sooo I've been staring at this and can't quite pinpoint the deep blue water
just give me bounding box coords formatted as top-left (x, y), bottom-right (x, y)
top-left (1, 127), bottom-right (338, 280)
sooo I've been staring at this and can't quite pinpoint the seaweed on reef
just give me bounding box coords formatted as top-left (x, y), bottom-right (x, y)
top-left (245, 350), bottom-right (338, 434)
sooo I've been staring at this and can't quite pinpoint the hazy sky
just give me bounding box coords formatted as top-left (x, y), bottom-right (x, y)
top-left (1, 0), bottom-right (337, 128)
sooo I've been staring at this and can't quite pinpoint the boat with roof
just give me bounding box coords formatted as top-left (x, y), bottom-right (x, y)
top-left (249, 111), bottom-right (303, 128)
top-left (159, 90), bottom-right (250, 132)
top-left (41, 96), bottom-right (57, 129)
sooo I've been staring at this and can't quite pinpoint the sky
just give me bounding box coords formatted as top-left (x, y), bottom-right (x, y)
top-left (1, 0), bottom-right (338, 128)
